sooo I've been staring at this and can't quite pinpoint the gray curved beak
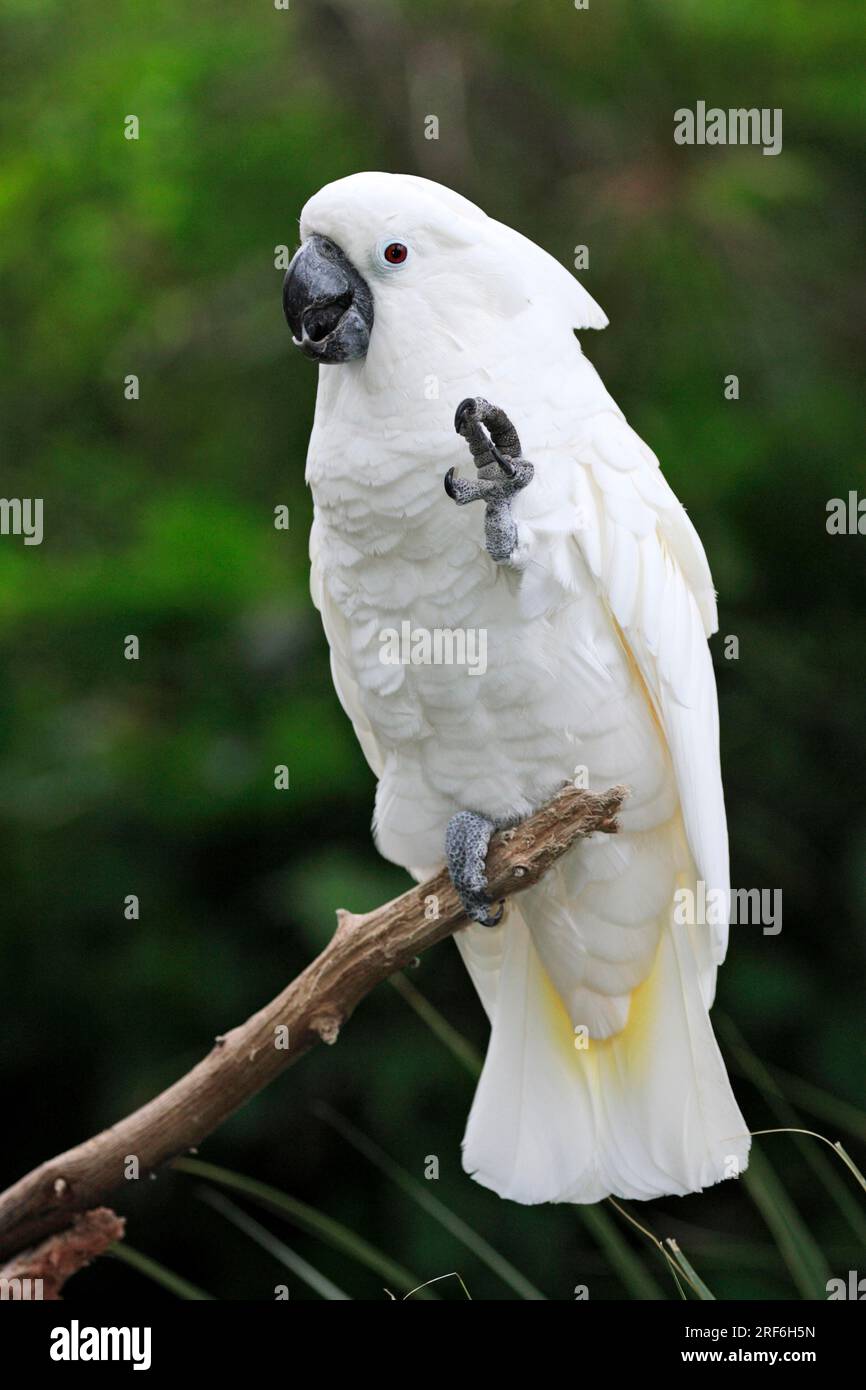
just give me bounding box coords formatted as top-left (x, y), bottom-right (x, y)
top-left (283, 234), bottom-right (374, 363)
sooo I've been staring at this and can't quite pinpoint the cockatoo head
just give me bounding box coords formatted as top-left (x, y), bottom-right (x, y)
top-left (283, 172), bottom-right (607, 372)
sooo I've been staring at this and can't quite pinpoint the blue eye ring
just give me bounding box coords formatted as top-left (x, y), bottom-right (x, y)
top-left (375, 237), bottom-right (411, 269)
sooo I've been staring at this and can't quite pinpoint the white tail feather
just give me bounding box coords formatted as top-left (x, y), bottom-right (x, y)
top-left (457, 901), bottom-right (750, 1204)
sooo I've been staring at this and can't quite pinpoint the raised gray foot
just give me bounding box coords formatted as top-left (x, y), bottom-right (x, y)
top-left (444, 397), bottom-right (534, 564)
top-left (445, 809), bottom-right (503, 927)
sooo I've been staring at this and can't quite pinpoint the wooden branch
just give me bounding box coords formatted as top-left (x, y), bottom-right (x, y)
top-left (0, 1209), bottom-right (125, 1300)
top-left (0, 783), bottom-right (625, 1261)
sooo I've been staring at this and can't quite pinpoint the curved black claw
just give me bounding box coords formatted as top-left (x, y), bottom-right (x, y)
top-left (454, 397), bottom-right (523, 469)
top-left (444, 466), bottom-right (458, 499)
top-left (454, 397), bottom-right (477, 437)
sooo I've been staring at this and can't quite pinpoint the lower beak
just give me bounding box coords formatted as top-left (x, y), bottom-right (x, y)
top-left (283, 234), bottom-right (374, 363)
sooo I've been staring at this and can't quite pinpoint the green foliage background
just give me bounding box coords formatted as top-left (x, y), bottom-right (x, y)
top-left (0, 0), bottom-right (863, 1300)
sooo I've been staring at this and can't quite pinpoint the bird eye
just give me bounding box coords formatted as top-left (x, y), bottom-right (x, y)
top-left (375, 238), bottom-right (411, 270)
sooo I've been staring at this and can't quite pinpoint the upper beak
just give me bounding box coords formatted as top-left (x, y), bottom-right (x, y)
top-left (283, 234), bottom-right (374, 363)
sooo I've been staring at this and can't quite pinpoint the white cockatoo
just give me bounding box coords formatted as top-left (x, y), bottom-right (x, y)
top-left (283, 171), bottom-right (751, 1204)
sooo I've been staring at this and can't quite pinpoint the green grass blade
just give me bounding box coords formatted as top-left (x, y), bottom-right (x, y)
top-left (607, 1198), bottom-right (700, 1300)
top-left (389, 972), bottom-right (484, 1078)
top-left (108, 1242), bottom-right (213, 1300)
top-left (834, 1143), bottom-right (866, 1194)
top-left (750, 1130), bottom-right (866, 1196)
top-left (744, 1148), bottom-right (832, 1299)
top-left (717, 1013), bottom-right (866, 1244)
top-left (579, 1202), bottom-right (666, 1300)
top-left (397, 1271), bottom-right (472, 1300)
top-left (315, 1101), bottom-right (547, 1300)
top-left (764, 1066), bottom-right (866, 1144)
top-left (716, 1010), bottom-right (866, 1144)
top-left (173, 1156), bottom-right (431, 1297)
top-left (665, 1238), bottom-right (715, 1300)
top-left (199, 1189), bottom-right (350, 1300)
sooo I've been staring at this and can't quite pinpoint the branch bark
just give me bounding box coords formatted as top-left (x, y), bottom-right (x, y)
top-left (0, 783), bottom-right (625, 1261)
top-left (0, 1209), bottom-right (125, 1300)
